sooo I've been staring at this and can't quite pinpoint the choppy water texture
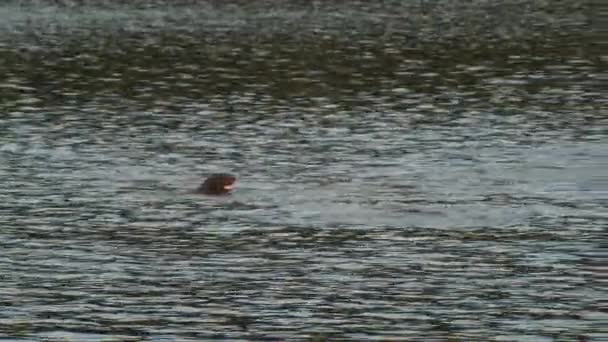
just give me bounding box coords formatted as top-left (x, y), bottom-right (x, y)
top-left (0, 0), bottom-right (606, 341)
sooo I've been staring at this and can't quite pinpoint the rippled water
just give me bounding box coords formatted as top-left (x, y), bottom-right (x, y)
top-left (0, 1), bottom-right (606, 341)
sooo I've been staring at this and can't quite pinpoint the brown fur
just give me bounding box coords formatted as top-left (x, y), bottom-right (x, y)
top-left (196, 173), bottom-right (236, 195)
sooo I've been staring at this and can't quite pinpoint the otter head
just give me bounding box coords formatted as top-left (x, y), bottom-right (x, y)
top-left (196, 173), bottom-right (237, 195)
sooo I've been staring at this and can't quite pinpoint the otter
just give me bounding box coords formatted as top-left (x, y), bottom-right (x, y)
top-left (195, 173), bottom-right (236, 195)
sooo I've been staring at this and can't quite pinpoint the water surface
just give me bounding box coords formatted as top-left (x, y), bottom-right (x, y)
top-left (0, 1), bottom-right (605, 341)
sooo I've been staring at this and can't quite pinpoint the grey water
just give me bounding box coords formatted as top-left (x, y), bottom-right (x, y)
top-left (0, 1), bottom-right (606, 341)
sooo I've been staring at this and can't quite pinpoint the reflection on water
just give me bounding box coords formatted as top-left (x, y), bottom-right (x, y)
top-left (0, 0), bottom-right (605, 341)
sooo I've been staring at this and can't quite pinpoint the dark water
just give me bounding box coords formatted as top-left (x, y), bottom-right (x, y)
top-left (0, 1), bottom-right (606, 341)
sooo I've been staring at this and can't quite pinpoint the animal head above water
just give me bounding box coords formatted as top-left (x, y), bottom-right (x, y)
top-left (196, 173), bottom-right (237, 195)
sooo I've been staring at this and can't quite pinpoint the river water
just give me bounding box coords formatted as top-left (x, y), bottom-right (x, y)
top-left (0, 1), bottom-right (605, 341)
